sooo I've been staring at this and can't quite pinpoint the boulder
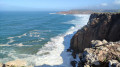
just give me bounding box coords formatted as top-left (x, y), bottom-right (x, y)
top-left (80, 40), bottom-right (120, 67)
top-left (0, 63), bottom-right (3, 67)
top-left (5, 59), bottom-right (27, 67)
top-left (71, 61), bottom-right (77, 67)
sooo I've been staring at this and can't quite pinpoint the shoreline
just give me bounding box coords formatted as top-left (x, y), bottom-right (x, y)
top-left (0, 14), bottom-right (90, 67)
top-left (33, 14), bottom-right (90, 66)
top-left (2, 13), bottom-right (119, 67)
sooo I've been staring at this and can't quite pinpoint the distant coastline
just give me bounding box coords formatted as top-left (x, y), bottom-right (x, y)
top-left (56, 9), bottom-right (120, 14)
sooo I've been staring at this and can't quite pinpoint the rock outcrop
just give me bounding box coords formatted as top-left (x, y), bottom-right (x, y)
top-left (70, 13), bottom-right (120, 53)
top-left (0, 59), bottom-right (33, 67)
top-left (80, 40), bottom-right (120, 67)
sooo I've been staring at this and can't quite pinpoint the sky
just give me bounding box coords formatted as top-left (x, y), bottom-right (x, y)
top-left (0, 0), bottom-right (120, 11)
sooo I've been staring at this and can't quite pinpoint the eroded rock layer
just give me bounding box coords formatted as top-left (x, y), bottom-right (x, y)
top-left (70, 13), bottom-right (120, 53)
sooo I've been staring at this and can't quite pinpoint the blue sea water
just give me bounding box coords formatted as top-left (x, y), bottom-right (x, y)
top-left (0, 11), bottom-right (90, 66)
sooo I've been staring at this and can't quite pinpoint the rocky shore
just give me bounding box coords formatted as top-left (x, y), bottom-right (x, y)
top-left (0, 13), bottom-right (120, 67)
top-left (0, 59), bottom-right (32, 67)
top-left (69, 13), bottom-right (120, 67)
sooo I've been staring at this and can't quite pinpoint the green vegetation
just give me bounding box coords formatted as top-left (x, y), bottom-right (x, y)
top-left (9, 65), bottom-right (26, 67)
top-left (104, 58), bottom-right (107, 62)
top-left (11, 65), bottom-right (16, 67)
top-left (21, 66), bottom-right (26, 67)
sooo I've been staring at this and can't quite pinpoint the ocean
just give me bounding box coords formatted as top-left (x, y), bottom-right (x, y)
top-left (0, 11), bottom-right (90, 67)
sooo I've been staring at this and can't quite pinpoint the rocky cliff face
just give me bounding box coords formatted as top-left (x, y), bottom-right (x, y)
top-left (70, 13), bottom-right (120, 53)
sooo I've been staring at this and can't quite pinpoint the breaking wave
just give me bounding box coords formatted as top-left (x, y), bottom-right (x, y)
top-left (0, 14), bottom-right (90, 67)
top-left (27, 14), bottom-right (90, 66)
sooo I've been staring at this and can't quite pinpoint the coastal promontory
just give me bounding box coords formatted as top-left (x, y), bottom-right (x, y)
top-left (70, 13), bottom-right (120, 67)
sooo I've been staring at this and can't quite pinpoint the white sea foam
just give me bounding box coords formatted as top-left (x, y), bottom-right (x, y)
top-left (28, 30), bottom-right (51, 37)
top-left (49, 13), bottom-right (56, 14)
top-left (17, 33), bottom-right (27, 38)
top-left (0, 44), bottom-right (11, 46)
top-left (5, 33), bottom-right (27, 46)
top-left (13, 43), bottom-right (32, 47)
top-left (3, 30), bottom-right (43, 47)
top-left (1, 33), bottom-right (29, 47)
top-left (0, 43), bottom-right (31, 47)
top-left (0, 14), bottom-right (90, 67)
top-left (7, 37), bottom-right (15, 44)
top-left (0, 37), bottom-right (15, 46)
top-left (41, 38), bottom-right (45, 40)
top-left (26, 14), bottom-right (90, 66)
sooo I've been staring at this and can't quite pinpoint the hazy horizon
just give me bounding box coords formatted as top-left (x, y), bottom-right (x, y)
top-left (0, 0), bottom-right (120, 11)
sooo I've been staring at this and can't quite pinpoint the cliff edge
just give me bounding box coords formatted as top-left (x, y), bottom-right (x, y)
top-left (70, 13), bottom-right (120, 67)
top-left (70, 13), bottom-right (120, 53)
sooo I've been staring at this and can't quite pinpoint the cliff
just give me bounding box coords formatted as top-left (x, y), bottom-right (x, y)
top-left (70, 13), bottom-right (120, 53)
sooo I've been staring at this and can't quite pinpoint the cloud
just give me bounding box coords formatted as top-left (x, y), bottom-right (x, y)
top-left (101, 3), bottom-right (108, 6)
top-left (114, 0), bottom-right (120, 5)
